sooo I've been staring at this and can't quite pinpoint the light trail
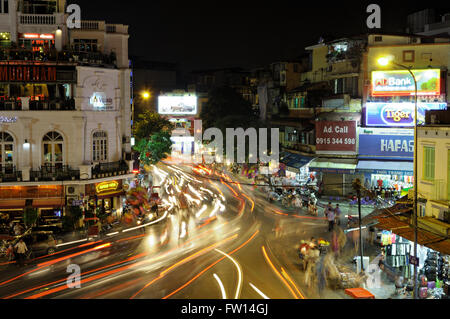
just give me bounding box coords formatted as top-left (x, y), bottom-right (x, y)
top-left (215, 248), bottom-right (243, 299)
top-left (249, 283), bottom-right (270, 299)
top-left (130, 234), bottom-right (238, 299)
top-left (162, 230), bottom-right (259, 299)
top-left (280, 267), bottom-right (305, 299)
top-left (241, 193), bottom-right (255, 212)
top-left (261, 246), bottom-right (300, 299)
top-left (213, 274), bottom-right (227, 299)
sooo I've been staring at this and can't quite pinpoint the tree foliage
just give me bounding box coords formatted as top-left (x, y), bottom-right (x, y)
top-left (133, 110), bottom-right (173, 141)
top-left (134, 131), bottom-right (173, 165)
top-left (133, 111), bottom-right (174, 165)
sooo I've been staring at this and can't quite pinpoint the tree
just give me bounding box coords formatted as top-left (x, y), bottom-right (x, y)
top-left (23, 207), bottom-right (38, 228)
top-left (134, 131), bottom-right (173, 165)
top-left (133, 110), bottom-right (173, 140)
top-left (133, 111), bottom-right (174, 165)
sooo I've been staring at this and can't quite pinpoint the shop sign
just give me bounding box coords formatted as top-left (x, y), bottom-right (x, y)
top-left (315, 121), bottom-right (357, 154)
top-left (21, 33), bottom-right (55, 40)
top-left (371, 69), bottom-right (441, 96)
top-left (359, 128), bottom-right (414, 160)
top-left (0, 116), bottom-right (18, 123)
top-left (95, 181), bottom-right (119, 194)
top-left (365, 102), bottom-right (447, 127)
top-left (90, 92), bottom-right (113, 110)
top-left (0, 65), bottom-right (57, 82)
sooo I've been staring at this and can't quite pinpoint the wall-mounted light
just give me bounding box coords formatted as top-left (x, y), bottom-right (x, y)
top-left (23, 139), bottom-right (30, 148)
top-left (131, 137), bottom-right (135, 146)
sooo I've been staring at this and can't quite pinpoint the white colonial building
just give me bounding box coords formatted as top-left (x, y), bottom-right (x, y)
top-left (0, 0), bottom-right (133, 219)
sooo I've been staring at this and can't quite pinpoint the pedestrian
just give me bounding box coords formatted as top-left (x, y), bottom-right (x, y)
top-left (324, 202), bottom-right (332, 217)
top-left (327, 208), bottom-right (335, 232)
top-left (13, 223), bottom-right (23, 236)
top-left (14, 238), bottom-right (27, 266)
top-left (334, 204), bottom-right (341, 226)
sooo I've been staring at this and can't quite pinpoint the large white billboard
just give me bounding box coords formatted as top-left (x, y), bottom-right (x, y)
top-left (158, 95), bottom-right (197, 115)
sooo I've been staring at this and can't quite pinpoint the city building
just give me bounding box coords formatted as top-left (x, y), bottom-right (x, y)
top-left (417, 109), bottom-right (450, 233)
top-left (406, 8), bottom-right (450, 37)
top-left (360, 33), bottom-right (450, 195)
top-left (0, 0), bottom-right (133, 221)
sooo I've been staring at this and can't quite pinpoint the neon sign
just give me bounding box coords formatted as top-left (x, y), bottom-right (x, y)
top-left (95, 181), bottom-right (119, 194)
top-left (371, 69), bottom-right (441, 96)
top-left (365, 102), bottom-right (447, 127)
top-left (22, 33), bottom-right (55, 39)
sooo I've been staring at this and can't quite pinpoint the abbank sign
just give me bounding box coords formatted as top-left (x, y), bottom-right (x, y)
top-left (365, 102), bottom-right (447, 127)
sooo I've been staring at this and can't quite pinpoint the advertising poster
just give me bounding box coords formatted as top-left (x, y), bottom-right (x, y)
top-left (158, 95), bottom-right (197, 115)
top-left (358, 127), bottom-right (414, 160)
top-left (371, 69), bottom-right (441, 96)
top-left (315, 121), bottom-right (357, 154)
top-left (365, 102), bottom-right (447, 127)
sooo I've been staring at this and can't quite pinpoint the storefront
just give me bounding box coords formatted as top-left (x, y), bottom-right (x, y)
top-left (280, 151), bottom-right (315, 183)
top-left (85, 180), bottom-right (125, 220)
top-left (312, 120), bottom-right (359, 196)
top-left (358, 127), bottom-right (415, 193)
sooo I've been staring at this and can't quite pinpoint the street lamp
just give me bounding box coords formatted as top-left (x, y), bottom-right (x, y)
top-left (377, 56), bottom-right (419, 299)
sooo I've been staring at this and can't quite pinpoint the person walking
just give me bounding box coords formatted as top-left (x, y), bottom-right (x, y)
top-left (334, 204), bottom-right (341, 226)
top-left (327, 208), bottom-right (335, 232)
top-left (14, 238), bottom-right (28, 266)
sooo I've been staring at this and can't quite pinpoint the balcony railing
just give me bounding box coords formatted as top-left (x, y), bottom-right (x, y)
top-left (92, 161), bottom-right (129, 178)
top-left (0, 99), bottom-right (75, 111)
top-left (0, 48), bottom-right (117, 68)
top-left (31, 165), bottom-right (80, 182)
top-left (19, 14), bottom-right (56, 25)
top-left (0, 165), bottom-right (22, 182)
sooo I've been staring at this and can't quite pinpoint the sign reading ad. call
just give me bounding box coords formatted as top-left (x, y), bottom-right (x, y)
top-left (365, 102), bottom-right (446, 127)
top-left (158, 95), bottom-right (197, 115)
top-left (315, 121), bottom-right (357, 154)
top-left (371, 69), bottom-right (441, 96)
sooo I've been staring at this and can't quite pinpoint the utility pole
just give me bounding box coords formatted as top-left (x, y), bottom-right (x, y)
top-left (352, 178), bottom-right (364, 272)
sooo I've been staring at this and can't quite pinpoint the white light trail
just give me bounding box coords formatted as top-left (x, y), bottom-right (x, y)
top-left (249, 283), bottom-right (270, 299)
top-left (213, 274), bottom-right (227, 299)
top-left (215, 248), bottom-right (243, 299)
top-left (195, 204), bottom-right (208, 218)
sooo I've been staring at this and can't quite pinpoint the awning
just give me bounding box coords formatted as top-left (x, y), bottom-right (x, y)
top-left (370, 212), bottom-right (450, 255)
top-left (280, 152), bottom-right (314, 173)
top-left (0, 199), bottom-right (26, 209)
top-left (357, 160), bottom-right (413, 176)
top-left (309, 158), bottom-right (357, 174)
top-left (32, 198), bottom-right (65, 208)
top-left (97, 190), bottom-right (126, 199)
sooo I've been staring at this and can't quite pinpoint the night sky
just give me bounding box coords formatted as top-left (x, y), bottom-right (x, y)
top-left (69, 0), bottom-right (449, 73)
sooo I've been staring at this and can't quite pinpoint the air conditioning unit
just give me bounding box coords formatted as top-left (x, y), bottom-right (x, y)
top-left (67, 186), bottom-right (76, 195)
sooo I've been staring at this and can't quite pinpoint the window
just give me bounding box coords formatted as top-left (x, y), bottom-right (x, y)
top-left (418, 204), bottom-right (426, 218)
top-left (448, 149), bottom-right (450, 200)
top-left (1, 0), bottom-right (8, 13)
top-left (73, 39), bottom-right (98, 52)
top-left (423, 146), bottom-right (435, 181)
top-left (42, 131), bottom-right (64, 168)
top-left (93, 131), bottom-right (108, 162)
top-left (0, 131), bottom-right (13, 172)
top-left (403, 50), bottom-right (415, 63)
top-left (374, 36), bottom-right (383, 42)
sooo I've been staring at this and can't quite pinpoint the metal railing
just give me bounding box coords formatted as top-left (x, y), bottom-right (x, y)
top-left (31, 165), bottom-right (80, 181)
top-left (0, 165), bottom-right (22, 182)
top-left (92, 161), bottom-right (129, 177)
top-left (0, 99), bottom-right (75, 111)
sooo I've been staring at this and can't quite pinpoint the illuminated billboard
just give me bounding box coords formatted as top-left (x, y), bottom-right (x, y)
top-left (158, 95), bottom-right (197, 115)
top-left (371, 69), bottom-right (441, 96)
top-left (365, 102), bottom-right (447, 127)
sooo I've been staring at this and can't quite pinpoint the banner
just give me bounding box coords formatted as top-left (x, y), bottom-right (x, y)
top-left (358, 128), bottom-right (413, 160)
top-left (371, 69), bottom-right (441, 96)
top-left (365, 102), bottom-right (447, 127)
top-left (315, 121), bottom-right (357, 154)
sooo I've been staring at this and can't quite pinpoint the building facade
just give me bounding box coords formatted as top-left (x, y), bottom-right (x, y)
top-left (0, 0), bottom-right (133, 221)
